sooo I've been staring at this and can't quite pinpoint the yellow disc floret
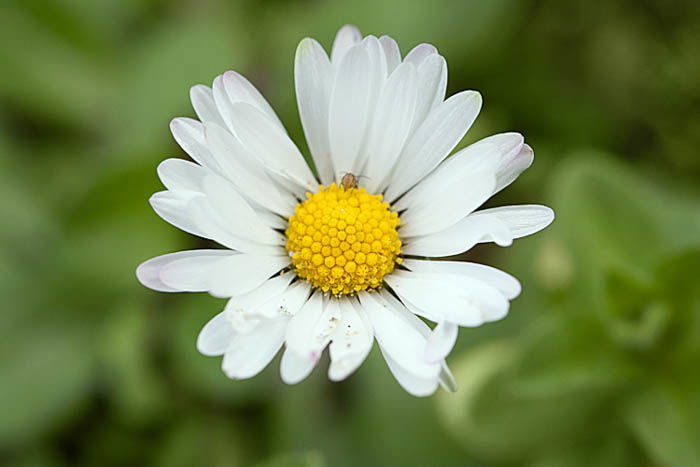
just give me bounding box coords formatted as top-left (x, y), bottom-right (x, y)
top-left (285, 183), bottom-right (402, 295)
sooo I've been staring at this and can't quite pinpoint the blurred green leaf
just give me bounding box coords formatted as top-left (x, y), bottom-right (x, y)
top-left (438, 332), bottom-right (630, 463)
top-left (0, 3), bottom-right (108, 127)
top-left (624, 382), bottom-right (700, 467)
top-left (655, 249), bottom-right (700, 306)
top-left (98, 301), bottom-right (168, 425)
top-left (253, 451), bottom-right (325, 467)
top-left (4, 448), bottom-right (63, 467)
top-left (528, 432), bottom-right (640, 467)
top-left (603, 268), bottom-right (671, 350)
top-left (552, 154), bottom-right (665, 274)
top-left (0, 322), bottom-right (93, 448)
top-left (154, 415), bottom-right (247, 467)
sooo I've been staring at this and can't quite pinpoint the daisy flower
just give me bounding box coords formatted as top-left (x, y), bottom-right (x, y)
top-left (136, 25), bottom-right (554, 396)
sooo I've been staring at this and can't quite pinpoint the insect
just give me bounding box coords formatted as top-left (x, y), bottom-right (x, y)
top-left (340, 172), bottom-right (358, 190)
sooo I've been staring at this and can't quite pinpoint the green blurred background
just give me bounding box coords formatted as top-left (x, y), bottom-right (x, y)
top-left (2, 0), bottom-right (700, 466)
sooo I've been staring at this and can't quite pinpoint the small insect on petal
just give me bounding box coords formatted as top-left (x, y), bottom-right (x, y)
top-left (341, 172), bottom-right (358, 190)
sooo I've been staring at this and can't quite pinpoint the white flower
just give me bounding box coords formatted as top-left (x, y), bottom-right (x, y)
top-left (136, 25), bottom-right (554, 397)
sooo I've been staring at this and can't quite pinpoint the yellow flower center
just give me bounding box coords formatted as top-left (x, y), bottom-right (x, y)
top-left (285, 183), bottom-right (402, 295)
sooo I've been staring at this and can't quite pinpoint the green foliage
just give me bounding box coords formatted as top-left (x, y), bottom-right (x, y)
top-left (1, 0), bottom-right (699, 465)
top-left (254, 451), bottom-right (325, 467)
top-left (438, 155), bottom-right (700, 466)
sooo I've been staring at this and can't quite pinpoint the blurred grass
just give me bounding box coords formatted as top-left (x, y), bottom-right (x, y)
top-left (1, 0), bottom-right (699, 466)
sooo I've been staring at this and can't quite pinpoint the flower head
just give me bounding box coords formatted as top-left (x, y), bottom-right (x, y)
top-left (136, 25), bottom-right (554, 396)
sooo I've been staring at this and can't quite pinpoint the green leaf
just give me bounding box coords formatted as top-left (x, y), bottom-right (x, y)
top-left (437, 336), bottom-right (628, 463)
top-left (655, 249), bottom-right (700, 305)
top-left (528, 431), bottom-right (641, 467)
top-left (253, 451), bottom-right (325, 467)
top-left (602, 267), bottom-right (671, 349)
top-left (0, 4), bottom-right (107, 127)
top-left (624, 382), bottom-right (700, 467)
top-left (153, 416), bottom-right (248, 467)
top-left (98, 301), bottom-right (168, 425)
top-left (550, 154), bottom-right (667, 274)
top-left (0, 322), bottom-right (93, 448)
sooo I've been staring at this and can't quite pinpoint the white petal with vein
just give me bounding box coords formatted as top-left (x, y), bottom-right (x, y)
top-left (207, 254), bottom-right (289, 297)
top-left (385, 90), bottom-right (482, 201)
top-left (295, 38), bottom-right (335, 184)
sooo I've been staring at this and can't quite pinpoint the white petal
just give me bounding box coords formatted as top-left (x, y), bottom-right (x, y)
top-left (403, 43), bottom-right (437, 66)
top-left (157, 158), bottom-right (207, 192)
top-left (380, 348), bottom-right (439, 397)
top-left (467, 132), bottom-right (524, 171)
top-left (184, 196), bottom-right (282, 254)
top-left (221, 71), bottom-right (285, 132)
top-left (225, 275), bottom-right (310, 325)
top-left (384, 270), bottom-right (509, 327)
top-left (229, 102), bottom-right (317, 194)
top-left (350, 36), bottom-right (389, 173)
top-left (197, 311), bottom-right (234, 356)
top-left (495, 143), bottom-right (534, 194)
top-left (280, 347), bottom-right (316, 385)
top-left (285, 292), bottom-right (337, 359)
top-left (156, 250), bottom-right (236, 292)
top-left (170, 118), bottom-right (221, 172)
top-left (407, 196), bottom-right (553, 256)
top-left (394, 143), bottom-right (502, 212)
top-left (379, 35), bottom-right (401, 73)
top-left (328, 43), bottom-right (373, 177)
top-left (275, 281), bottom-right (313, 318)
top-left (284, 292), bottom-right (323, 354)
top-left (425, 320), bottom-right (458, 364)
top-left (190, 84), bottom-right (226, 127)
top-left (385, 90), bottom-right (483, 201)
top-left (203, 120), bottom-right (255, 177)
top-left (403, 259), bottom-right (521, 300)
top-left (224, 273), bottom-right (294, 332)
top-left (363, 34), bottom-right (389, 90)
top-left (358, 292), bottom-right (440, 379)
top-left (378, 290), bottom-right (456, 394)
top-left (155, 192), bottom-right (281, 254)
top-left (211, 74), bottom-right (237, 134)
top-left (399, 172), bottom-right (495, 237)
top-left (136, 249), bottom-right (234, 292)
top-left (364, 62), bottom-right (418, 193)
top-left (201, 174), bottom-right (284, 246)
top-left (211, 73), bottom-right (285, 135)
top-left (328, 300), bottom-right (373, 382)
top-left (149, 190), bottom-right (209, 238)
top-left (254, 209), bottom-right (288, 230)
top-left (402, 211), bottom-right (514, 257)
top-left (454, 132), bottom-right (530, 195)
top-left (207, 254), bottom-right (289, 297)
top-left (223, 280), bottom-right (309, 335)
top-left (295, 38), bottom-right (335, 184)
top-left (204, 122), bottom-right (295, 217)
top-left (221, 318), bottom-right (287, 379)
top-left (479, 205), bottom-right (555, 238)
top-left (212, 71), bottom-right (285, 133)
top-left (280, 292), bottom-right (329, 384)
top-left (312, 298), bottom-right (343, 348)
top-left (331, 24), bottom-right (362, 65)
top-left (411, 54), bottom-right (447, 131)
top-left (379, 289), bottom-right (432, 334)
